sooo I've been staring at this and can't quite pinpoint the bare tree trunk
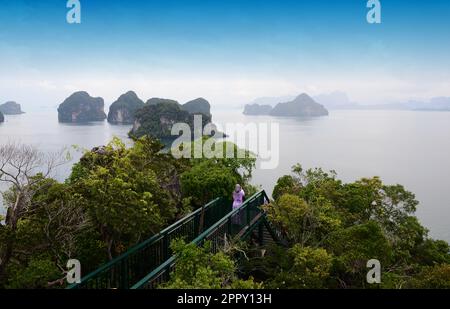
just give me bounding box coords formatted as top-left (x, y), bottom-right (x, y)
top-left (0, 142), bottom-right (66, 283)
top-left (100, 225), bottom-right (114, 261)
top-left (107, 239), bottom-right (114, 261)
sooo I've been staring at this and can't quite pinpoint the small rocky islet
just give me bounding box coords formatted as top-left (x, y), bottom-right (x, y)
top-left (243, 104), bottom-right (272, 115)
top-left (0, 101), bottom-right (25, 115)
top-left (243, 93), bottom-right (329, 117)
top-left (0, 101), bottom-right (25, 122)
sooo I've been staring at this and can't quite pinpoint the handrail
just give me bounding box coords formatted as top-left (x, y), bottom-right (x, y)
top-left (68, 196), bottom-right (228, 289)
top-left (192, 190), bottom-right (268, 245)
top-left (131, 190), bottom-right (270, 289)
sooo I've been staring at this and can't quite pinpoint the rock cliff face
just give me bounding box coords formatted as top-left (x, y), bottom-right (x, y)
top-left (181, 98), bottom-right (212, 117)
top-left (0, 101), bottom-right (24, 115)
top-left (270, 93), bottom-right (329, 117)
top-left (130, 99), bottom-right (213, 140)
top-left (58, 91), bottom-right (107, 123)
top-left (0, 111), bottom-right (4, 123)
top-left (243, 104), bottom-right (273, 115)
top-left (107, 91), bottom-right (144, 124)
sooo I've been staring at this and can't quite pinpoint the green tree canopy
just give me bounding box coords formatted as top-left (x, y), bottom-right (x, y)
top-left (161, 240), bottom-right (261, 289)
top-left (70, 137), bottom-right (182, 259)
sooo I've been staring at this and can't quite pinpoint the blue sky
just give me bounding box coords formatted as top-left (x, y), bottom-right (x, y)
top-left (1, 0), bottom-right (450, 108)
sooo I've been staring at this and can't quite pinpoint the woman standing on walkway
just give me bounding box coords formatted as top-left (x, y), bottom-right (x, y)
top-left (232, 184), bottom-right (245, 225)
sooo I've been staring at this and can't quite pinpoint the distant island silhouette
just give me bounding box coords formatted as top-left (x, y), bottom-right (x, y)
top-left (244, 93), bottom-right (328, 117)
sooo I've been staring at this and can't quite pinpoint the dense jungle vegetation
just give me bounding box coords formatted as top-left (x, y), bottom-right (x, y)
top-left (0, 137), bottom-right (449, 289)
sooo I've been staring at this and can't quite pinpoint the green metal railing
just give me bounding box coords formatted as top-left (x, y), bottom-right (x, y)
top-left (131, 190), bottom-right (270, 289)
top-left (68, 197), bottom-right (231, 289)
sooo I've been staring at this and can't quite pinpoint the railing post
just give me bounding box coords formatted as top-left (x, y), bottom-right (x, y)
top-left (246, 203), bottom-right (251, 226)
top-left (163, 233), bottom-right (169, 260)
top-left (258, 221), bottom-right (264, 245)
top-left (120, 258), bottom-right (128, 289)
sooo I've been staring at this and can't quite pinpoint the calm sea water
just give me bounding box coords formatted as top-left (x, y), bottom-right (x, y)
top-left (1, 109), bottom-right (449, 242)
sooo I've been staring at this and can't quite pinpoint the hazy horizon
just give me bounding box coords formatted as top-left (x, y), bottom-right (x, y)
top-left (4, 90), bottom-right (450, 114)
top-left (1, 0), bottom-right (450, 110)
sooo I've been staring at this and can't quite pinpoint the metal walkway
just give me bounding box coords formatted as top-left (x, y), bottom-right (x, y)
top-left (68, 190), bottom-right (279, 289)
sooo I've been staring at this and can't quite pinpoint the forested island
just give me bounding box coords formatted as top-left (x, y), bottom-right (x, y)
top-left (56, 90), bottom-right (215, 142)
top-left (107, 91), bottom-right (145, 124)
top-left (130, 97), bottom-right (214, 140)
top-left (57, 91), bottom-right (107, 123)
top-left (0, 135), bottom-right (449, 289)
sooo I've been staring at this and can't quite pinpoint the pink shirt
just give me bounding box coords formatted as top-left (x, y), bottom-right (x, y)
top-left (232, 189), bottom-right (245, 209)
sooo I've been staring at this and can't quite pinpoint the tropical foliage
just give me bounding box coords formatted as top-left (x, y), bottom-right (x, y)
top-left (256, 164), bottom-right (450, 289)
top-left (161, 240), bottom-right (261, 289)
top-left (0, 138), bottom-right (448, 289)
top-left (0, 136), bottom-right (255, 288)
